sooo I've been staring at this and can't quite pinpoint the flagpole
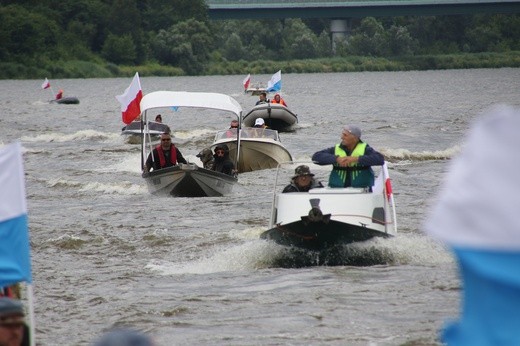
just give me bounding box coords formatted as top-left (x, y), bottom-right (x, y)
top-left (27, 283), bottom-right (36, 346)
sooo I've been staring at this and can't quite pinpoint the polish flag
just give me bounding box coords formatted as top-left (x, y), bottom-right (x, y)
top-left (243, 74), bottom-right (251, 90)
top-left (41, 78), bottom-right (50, 89)
top-left (382, 162), bottom-right (394, 206)
top-left (116, 72), bottom-right (143, 124)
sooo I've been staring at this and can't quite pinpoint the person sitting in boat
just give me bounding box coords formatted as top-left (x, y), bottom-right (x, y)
top-left (255, 92), bottom-right (270, 105)
top-left (196, 148), bottom-right (214, 170)
top-left (282, 165), bottom-right (323, 193)
top-left (271, 93), bottom-right (288, 107)
top-left (212, 144), bottom-right (235, 176)
top-left (0, 297), bottom-right (30, 346)
top-left (225, 119), bottom-right (239, 137)
top-left (155, 114), bottom-right (163, 123)
top-left (144, 132), bottom-right (187, 172)
top-left (55, 89), bottom-right (63, 100)
top-left (312, 125), bottom-right (384, 189)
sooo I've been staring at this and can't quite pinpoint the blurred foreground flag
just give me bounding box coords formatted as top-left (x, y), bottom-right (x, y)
top-left (266, 70), bottom-right (281, 92)
top-left (116, 72), bottom-right (143, 125)
top-left (424, 105), bottom-right (520, 345)
top-left (0, 142), bottom-right (32, 287)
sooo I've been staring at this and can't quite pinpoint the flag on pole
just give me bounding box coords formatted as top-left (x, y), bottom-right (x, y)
top-left (41, 78), bottom-right (50, 89)
top-left (243, 74), bottom-right (251, 90)
top-left (267, 70), bottom-right (282, 92)
top-left (382, 162), bottom-right (394, 206)
top-left (116, 72), bottom-right (143, 125)
top-left (0, 142), bottom-right (32, 288)
top-left (424, 105), bottom-right (520, 345)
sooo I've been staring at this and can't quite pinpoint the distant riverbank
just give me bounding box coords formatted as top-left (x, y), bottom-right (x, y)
top-left (2, 51), bottom-right (519, 79)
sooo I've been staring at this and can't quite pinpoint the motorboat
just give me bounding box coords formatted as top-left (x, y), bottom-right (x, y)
top-left (243, 103), bottom-right (298, 132)
top-left (139, 91), bottom-right (242, 197)
top-left (260, 162), bottom-right (397, 250)
top-left (212, 127), bottom-right (293, 173)
top-left (121, 120), bottom-right (170, 144)
top-left (50, 96), bottom-right (79, 104)
top-left (245, 85), bottom-right (267, 96)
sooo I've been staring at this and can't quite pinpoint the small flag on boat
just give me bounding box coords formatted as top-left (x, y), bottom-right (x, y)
top-left (0, 142), bottom-right (32, 288)
top-left (243, 74), bottom-right (251, 90)
top-left (41, 78), bottom-right (50, 89)
top-left (267, 70), bottom-right (282, 92)
top-left (424, 105), bottom-right (520, 345)
top-left (116, 72), bottom-right (143, 125)
top-left (382, 162), bottom-right (394, 206)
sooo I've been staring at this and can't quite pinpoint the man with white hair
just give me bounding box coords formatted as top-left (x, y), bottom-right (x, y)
top-left (312, 125), bottom-right (384, 188)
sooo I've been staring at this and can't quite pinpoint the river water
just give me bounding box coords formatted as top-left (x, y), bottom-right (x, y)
top-left (1, 68), bottom-right (519, 345)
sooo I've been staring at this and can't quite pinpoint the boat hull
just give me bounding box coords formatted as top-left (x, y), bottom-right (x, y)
top-left (50, 97), bottom-right (80, 104)
top-left (261, 185), bottom-right (396, 250)
top-left (243, 103), bottom-right (298, 132)
top-left (213, 137), bottom-right (292, 173)
top-left (142, 164), bottom-right (237, 197)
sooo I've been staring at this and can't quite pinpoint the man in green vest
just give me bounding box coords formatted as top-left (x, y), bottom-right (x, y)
top-left (312, 125), bottom-right (384, 188)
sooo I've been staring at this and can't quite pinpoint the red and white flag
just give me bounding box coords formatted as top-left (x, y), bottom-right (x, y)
top-left (382, 162), bottom-right (394, 206)
top-left (41, 78), bottom-right (50, 89)
top-left (243, 74), bottom-right (251, 90)
top-left (116, 72), bottom-right (143, 125)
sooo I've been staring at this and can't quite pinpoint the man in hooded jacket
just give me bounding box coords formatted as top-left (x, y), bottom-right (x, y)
top-left (212, 144), bottom-right (235, 176)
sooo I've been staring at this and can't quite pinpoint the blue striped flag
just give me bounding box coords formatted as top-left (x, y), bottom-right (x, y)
top-left (266, 70), bottom-right (281, 92)
top-left (0, 142), bottom-right (32, 287)
top-left (425, 105), bottom-right (520, 345)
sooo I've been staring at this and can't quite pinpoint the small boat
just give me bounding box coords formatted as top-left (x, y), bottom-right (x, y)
top-left (142, 163), bottom-right (237, 197)
top-left (245, 85), bottom-right (268, 96)
top-left (260, 162), bottom-right (397, 250)
top-left (212, 127), bottom-right (293, 173)
top-left (139, 91), bottom-right (242, 197)
top-left (50, 96), bottom-right (79, 105)
top-left (121, 120), bottom-right (170, 144)
top-left (243, 103), bottom-right (298, 132)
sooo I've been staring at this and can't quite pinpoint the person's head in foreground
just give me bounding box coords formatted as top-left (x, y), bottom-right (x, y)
top-left (0, 297), bottom-right (26, 346)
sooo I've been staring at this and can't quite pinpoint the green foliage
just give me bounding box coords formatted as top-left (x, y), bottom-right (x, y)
top-left (102, 34), bottom-right (137, 65)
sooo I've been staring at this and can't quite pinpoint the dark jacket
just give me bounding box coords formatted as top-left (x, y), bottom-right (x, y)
top-left (212, 144), bottom-right (235, 176)
top-left (282, 179), bottom-right (323, 193)
top-left (312, 142), bottom-right (384, 187)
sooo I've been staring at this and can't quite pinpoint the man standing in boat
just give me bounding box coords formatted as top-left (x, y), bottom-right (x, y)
top-left (144, 133), bottom-right (187, 172)
top-left (312, 125), bottom-right (384, 188)
top-left (255, 92), bottom-right (270, 105)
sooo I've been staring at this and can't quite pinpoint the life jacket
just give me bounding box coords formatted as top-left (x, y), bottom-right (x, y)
top-left (271, 98), bottom-right (287, 106)
top-left (328, 142), bottom-right (374, 188)
top-left (156, 144), bottom-right (178, 168)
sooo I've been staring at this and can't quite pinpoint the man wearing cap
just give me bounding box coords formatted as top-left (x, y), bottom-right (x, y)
top-left (312, 125), bottom-right (384, 188)
top-left (282, 165), bottom-right (323, 193)
top-left (0, 297), bottom-right (27, 346)
top-left (253, 118), bottom-right (266, 128)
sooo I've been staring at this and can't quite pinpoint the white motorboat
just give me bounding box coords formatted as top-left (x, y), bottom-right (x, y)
top-left (243, 103), bottom-right (298, 132)
top-left (121, 120), bottom-right (170, 144)
top-left (212, 127), bottom-right (293, 173)
top-left (260, 162), bottom-right (397, 250)
top-left (139, 91), bottom-right (242, 197)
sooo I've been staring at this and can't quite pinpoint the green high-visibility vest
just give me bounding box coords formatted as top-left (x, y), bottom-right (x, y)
top-left (328, 143), bottom-right (374, 188)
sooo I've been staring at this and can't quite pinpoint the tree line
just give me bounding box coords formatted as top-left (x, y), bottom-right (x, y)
top-left (1, 0), bottom-right (519, 78)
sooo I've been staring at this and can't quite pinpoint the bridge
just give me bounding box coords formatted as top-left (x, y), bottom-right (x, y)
top-left (205, 0), bottom-right (520, 20)
top-left (205, 0), bottom-right (520, 50)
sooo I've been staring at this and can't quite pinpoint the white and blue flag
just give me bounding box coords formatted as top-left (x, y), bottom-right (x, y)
top-left (0, 141), bottom-right (32, 288)
top-left (266, 70), bottom-right (282, 92)
top-left (425, 105), bottom-right (520, 345)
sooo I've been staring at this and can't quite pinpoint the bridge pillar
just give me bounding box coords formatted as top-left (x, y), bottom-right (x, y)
top-left (330, 19), bottom-right (351, 54)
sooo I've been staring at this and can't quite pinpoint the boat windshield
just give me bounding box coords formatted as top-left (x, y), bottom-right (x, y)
top-left (214, 128), bottom-right (279, 141)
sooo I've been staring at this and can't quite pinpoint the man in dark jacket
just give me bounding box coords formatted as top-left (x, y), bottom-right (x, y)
top-left (312, 125), bottom-right (384, 188)
top-left (282, 165), bottom-right (323, 193)
top-left (212, 144), bottom-right (235, 176)
top-left (144, 133), bottom-right (187, 172)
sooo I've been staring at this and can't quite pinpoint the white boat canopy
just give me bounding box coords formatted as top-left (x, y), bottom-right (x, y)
top-left (140, 91), bottom-right (242, 117)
